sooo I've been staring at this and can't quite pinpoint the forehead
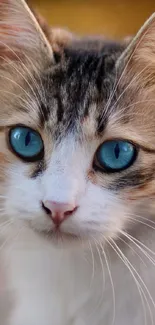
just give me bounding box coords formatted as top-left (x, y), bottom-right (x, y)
top-left (39, 41), bottom-right (124, 140)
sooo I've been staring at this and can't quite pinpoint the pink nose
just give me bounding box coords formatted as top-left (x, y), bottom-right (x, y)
top-left (43, 201), bottom-right (77, 226)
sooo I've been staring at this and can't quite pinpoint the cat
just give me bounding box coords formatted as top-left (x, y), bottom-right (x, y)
top-left (1, 0), bottom-right (155, 324)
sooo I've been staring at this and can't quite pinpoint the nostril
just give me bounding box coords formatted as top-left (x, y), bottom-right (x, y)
top-left (42, 203), bottom-right (78, 217)
top-left (42, 202), bottom-right (51, 215)
top-left (64, 206), bottom-right (78, 217)
top-left (42, 200), bottom-right (78, 226)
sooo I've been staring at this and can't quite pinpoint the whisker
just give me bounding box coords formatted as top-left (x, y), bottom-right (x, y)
top-left (0, 73), bottom-right (32, 102)
top-left (127, 216), bottom-right (155, 232)
top-left (4, 224), bottom-right (25, 254)
top-left (86, 237), bottom-right (106, 320)
top-left (23, 52), bottom-right (47, 106)
top-left (0, 220), bottom-right (12, 228)
top-left (110, 63), bottom-right (152, 116)
top-left (100, 28), bottom-right (150, 124)
top-left (0, 220), bottom-right (13, 237)
top-left (110, 237), bottom-right (155, 324)
top-left (120, 230), bottom-right (155, 263)
top-left (128, 213), bottom-right (155, 227)
top-left (0, 40), bottom-right (48, 124)
top-left (0, 40), bottom-right (43, 102)
top-left (0, 195), bottom-right (8, 199)
top-left (88, 240), bottom-right (95, 286)
top-left (100, 239), bottom-right (116, 325)
top-left (109, 99), bottom-right (155, 123)
top-left (117, 235), bottom-right (147, 266)
top-left (129, 234), bottom-right (155, 258)
top-left (93, 238), bottom-right (105, 292)
top-left (0, 55), bottom-right (41, 108)
top-left (106, 237), bottom-right (148, 325)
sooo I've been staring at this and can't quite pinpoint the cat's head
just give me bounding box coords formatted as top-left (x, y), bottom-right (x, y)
top-left (0, 0), bottom-right (155, 248)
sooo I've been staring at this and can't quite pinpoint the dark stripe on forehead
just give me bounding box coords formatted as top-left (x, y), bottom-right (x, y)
top-left (54, 94), bottom-right (64, 123)
top-left (40, 40), bottom-right (124, 137)
top-left (96, 115), bottom-right (108, 134)
top-left (38, 95), bottom-right (64, 126)
top-left (39, 103), bottom-right (50, 127)
top-left (64, 48), bottom-right (115, 88)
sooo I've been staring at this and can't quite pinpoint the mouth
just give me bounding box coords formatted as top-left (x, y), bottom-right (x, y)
top-left (36, 228), bottom-right (80, 243)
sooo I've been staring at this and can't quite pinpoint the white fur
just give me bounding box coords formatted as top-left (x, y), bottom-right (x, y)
top-left (1, 136), bottom-right (155, 325)
top-left (1, 1), bottom-right (155, 324)
top-left (2, 228), bottom-right (155, 325)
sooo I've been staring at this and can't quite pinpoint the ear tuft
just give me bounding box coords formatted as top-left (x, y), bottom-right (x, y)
top-left (118, 13), bottom-right (155, 69)
top-left (0, 0), bottom-right (53, 66)
top-left (47, 27), bottom-right (76, 64)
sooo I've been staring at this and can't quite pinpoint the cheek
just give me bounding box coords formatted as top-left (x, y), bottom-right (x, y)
top-left (0, 132), bottom-right (14, 182)
top-left (3, 163), bottom-right (42, 220)
top-left (123, 182), bottom-right (155, 201)
top-left (0, 153), bottom-right (9, 183)
top-left (62, 183), bottom-right (131, 239)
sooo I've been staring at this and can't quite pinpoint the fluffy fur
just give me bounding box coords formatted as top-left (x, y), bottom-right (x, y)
top-left (0, 1), bottom-right (155, 324)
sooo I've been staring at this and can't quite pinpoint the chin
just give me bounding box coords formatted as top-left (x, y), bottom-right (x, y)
top-left (30, 226), bottom-right (85, 248)
top-left (22, 216), bottom-right (115, 248)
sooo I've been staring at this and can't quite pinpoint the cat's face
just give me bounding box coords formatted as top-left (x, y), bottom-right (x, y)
top-left (1, 1), bottom-right (155, 248)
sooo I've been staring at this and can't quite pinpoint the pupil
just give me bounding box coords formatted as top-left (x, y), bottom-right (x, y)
top-left (25, 132), bottom-right (31, 146)
top-left (114, 143), bottom-right (120, 159)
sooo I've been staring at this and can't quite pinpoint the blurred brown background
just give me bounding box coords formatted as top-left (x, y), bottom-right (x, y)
top-left (30, 0), bottom-right (155, 39)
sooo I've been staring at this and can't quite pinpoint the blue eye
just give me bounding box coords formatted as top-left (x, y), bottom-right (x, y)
top-left (9, 126), bottom-right (44, 161)
top-left (95, 140), bottom-right (137, 172)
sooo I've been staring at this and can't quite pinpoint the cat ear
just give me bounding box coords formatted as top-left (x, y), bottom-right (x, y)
top-left (123, 36), bottom-right (133, 45)
top-left (47, 27), bottom-right (77, 63)
top-left (30, 8), bottom-right (75, 50)
top-left (49, 28), bottom-right (75, 51)
top-left (117, 13), bottom-right (155, 77)
top-left (0, 0), bottom-right (53, 67)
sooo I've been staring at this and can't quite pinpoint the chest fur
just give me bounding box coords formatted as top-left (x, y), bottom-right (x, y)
top-left (1, 229), bottom-right (155, 325)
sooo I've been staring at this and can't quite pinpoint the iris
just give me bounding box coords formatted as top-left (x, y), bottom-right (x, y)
top-left (9, 126), bottom-right (43, 162)
top-left (95, 140), bottom-right (137, 172)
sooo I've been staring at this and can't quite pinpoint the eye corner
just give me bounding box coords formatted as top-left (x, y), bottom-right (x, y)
top-left (8, 125), bottom-right (44, 163)
top-left (93, 139), bottom-right (138, 174)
